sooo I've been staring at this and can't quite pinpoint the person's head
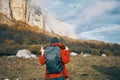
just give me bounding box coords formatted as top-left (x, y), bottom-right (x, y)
top-left (51, 37), bottom-right (59, 44)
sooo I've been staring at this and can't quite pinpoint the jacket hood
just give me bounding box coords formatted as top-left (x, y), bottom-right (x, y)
top-left (50, 43), bottom-right (65, 49)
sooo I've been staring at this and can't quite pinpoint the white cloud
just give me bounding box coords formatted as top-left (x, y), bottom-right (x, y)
top-left (30, 0), bottom-right (76, 38)
top-left (31, 0), bottom-right (42, 7)
top-left (51, 0), bottom-right (63, 7)
top-left (42, 0), bottom-right (120, 28)
top-left (44, 14), bottom-right (77, 38)
top-left (31, 0), bottom-right (120, 43)
top-left (45, 0), bottom-right (63, 10)
top-left (75, 0), bottom-right (119, 26)
top-left (79, 25), bottom-right (120, 40)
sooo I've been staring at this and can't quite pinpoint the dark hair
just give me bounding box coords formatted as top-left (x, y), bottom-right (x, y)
top-left (51, 37), bottom-right (59, 43)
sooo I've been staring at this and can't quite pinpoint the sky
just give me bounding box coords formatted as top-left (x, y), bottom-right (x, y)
top-left (32, 0), bottom-right (120, 44)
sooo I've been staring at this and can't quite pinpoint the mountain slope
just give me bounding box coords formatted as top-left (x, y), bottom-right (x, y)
top-left (0, 0), bottom-right (76, 38)
top-left (0, 13), bottom-right (120, 56)
top-left (0, 0), bottom-right (120, 56)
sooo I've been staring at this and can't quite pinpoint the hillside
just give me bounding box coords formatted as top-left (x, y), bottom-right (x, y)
top-left (0, 0), bottom-right (120, 56)
top-left (0, 6), bottom-right (120, 56)
top-left (0, 17), bottom-right (120, 56)
top-left (0, 13), bottom-right (52, 55)
top-left (0, 0), bottom-right (76, 38)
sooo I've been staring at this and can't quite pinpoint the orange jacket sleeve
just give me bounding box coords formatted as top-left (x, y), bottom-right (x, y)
top-left (61, 50), bottom-right (70, 64)
top-left (39, 55), bottom-right (46, 65)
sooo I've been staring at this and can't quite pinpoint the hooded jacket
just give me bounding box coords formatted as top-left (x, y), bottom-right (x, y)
top-left (39, 43), bottom-right (70, 79)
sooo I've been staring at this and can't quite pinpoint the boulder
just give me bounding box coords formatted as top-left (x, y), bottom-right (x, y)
top-left (16, 49), bottom-right (36, 58)
top-left (101, 54), bottom-right (106, 57)
top-left (82, 53), bottom-right (91, 57)
top-left (70, 52), bottom-right (77, 56)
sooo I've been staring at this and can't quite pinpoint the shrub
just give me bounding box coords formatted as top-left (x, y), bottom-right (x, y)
top-left (28, 45), bottom-right (41, 55)
top-left (4, 39), bottom-right (16, 45)
top-left (90, 48), bottom-right (99, 55)
top-left (0, 24), bottom-right (7, 30)
top-left (104, 50), bottom-right (113, 56)
top-left (16, 26), bottom-right (24, 31)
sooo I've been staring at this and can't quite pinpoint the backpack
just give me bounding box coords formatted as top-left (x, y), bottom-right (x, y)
top-left (44, 46), bottom-right (63, 74)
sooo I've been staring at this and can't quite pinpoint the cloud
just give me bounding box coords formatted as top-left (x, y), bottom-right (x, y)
top-left (44, 14), bottom-right (77, 38)
top-left (31, 0), bottom-right (120, 43)
top-left (79, 25), bottom-right (120, 41)
top-left (41, 0), bottom-right (120, 27)
top-left (75, 0), bottom-right (120, 26)
top-left (31, 0), bottom-right (76, 38)
top-left (31, 0), bottom-right (42, 7)
top-left (74, 0), bottom-right (120, 43)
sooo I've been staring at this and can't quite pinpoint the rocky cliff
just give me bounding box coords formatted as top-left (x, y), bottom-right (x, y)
top-left (0, 0), bottom-right (44, 28)
top-left (0, 0), bottom-right (76, 38)
top-left (0, 0), bottom-right (11, 19)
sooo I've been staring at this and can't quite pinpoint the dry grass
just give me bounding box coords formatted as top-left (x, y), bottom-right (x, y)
top-left (67, 55), bottom-right (120, 80)
top-left (0, 56), bottom-right (45, 80)
top-left (0, 55), bottom-right (120, 80)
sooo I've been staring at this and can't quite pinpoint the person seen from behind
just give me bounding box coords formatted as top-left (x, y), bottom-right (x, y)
top-left (39, 37), bottom-right (70, 80)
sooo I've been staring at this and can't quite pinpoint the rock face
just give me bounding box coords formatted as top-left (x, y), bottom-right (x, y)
top-left (70, 52), bottom-right (78, 56)
top-left (0, 0), bottom-right (76, 38)
top-left (10, 0), bottom-right (26, 21)
top-left (0, 0), bottom-right (44, 28)
top-left (0, 0), bottom-right (11, 19)
top-left (27, 6), bottom-right (44, 29)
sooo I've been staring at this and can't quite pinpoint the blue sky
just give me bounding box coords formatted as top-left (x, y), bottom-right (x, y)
top-left (32, 0), bottom-right (120, 44)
